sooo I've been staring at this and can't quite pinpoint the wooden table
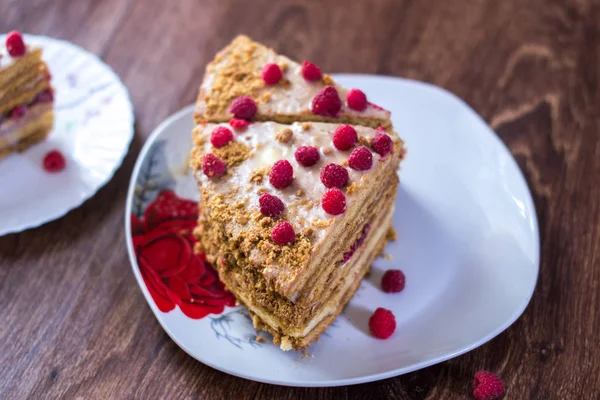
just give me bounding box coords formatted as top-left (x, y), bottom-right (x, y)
top-left (1, 1), bottom-right (599, 398)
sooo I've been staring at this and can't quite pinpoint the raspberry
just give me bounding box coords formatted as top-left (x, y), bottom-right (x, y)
top-left (368, 307), bottom-right (396, 339)
top-left (229, 118), bottom-right (249, 129)
top-left (301, 60), bottom-right (322, 81)
top-left (261, 63), bottom-right (282, 85)
top-left (320, 163), bottom-right (348, 188)
top-left (35, 89), bottom-right (54, 103)
top-left (473, 371), bottom-right (504, 400)
top-left (271, 221), bottom-right (295, 245)
top-left (295, 146), bottom-right (320, 167)
top-left (229, 96), bottom-right (257, 120)
top-left (347, 89), bottom-right (367, 111)
top-left (43, 150), bottom-right (66, 173)
top-left (381, 270), bottom-right (406, 293)
top-left (311, 86), bottom-right (341, 117)
top-left (269, 160), bottom-right (294, 189)
top-left (210, 126), bottom-right (233, 148)
top-left (332, 124), bottom-right (357, 150)
top-left (10, 106), bottom-right (27, 120)
top-left (321, 188), bottom-right (346, 215)
top-left (259, 193), bottom-right (284, 218)
top-left (372, 129), bottom-right (393, 157)
top-left (6, 31), bottom-right (26, 57)
top-left (348, 146), bottom-right (373, 170)
top-left (202, 153), bottom-right (226, 178)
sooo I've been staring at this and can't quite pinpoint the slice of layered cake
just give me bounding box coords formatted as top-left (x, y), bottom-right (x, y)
top-left (191, 35), bottom-right (404, 350)
top-left (193, 35), bottom-right (391, 129)
top-left (0, 31), bottom-right (54, 159)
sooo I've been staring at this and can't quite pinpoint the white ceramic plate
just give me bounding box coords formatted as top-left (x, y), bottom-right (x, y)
top-left (125, 75), bottom-right (539, 387)
top-left (0, 34), bottom-right (133, 236)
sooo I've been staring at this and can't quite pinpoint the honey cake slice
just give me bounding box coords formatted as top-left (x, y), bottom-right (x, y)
top-left (0, 31), bottom-right (54, 159)
top-left (193, 35), bottom-right (391, 129)
top-left (191, 120), bottom-right (403, 350)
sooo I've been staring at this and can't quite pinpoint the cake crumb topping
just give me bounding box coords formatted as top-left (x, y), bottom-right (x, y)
top-left (275, 128), bottom-right (293, 143)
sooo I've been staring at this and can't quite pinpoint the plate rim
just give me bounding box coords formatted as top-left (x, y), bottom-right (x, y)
top-left (124, 75), bottom-right (540, 387)
top-left (0, 33), bottom-right (134, 236)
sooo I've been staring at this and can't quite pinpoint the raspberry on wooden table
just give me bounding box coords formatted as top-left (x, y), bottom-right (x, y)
top-left (6, 31), bottom-right (26, 57)
top-left (271, 221), bottom-right (295, 245)
top-left (381, 270), bottom-right (405, 293)
top-left (368, 307), bottom-right (396, 339)
top-left (321, 188), bottom-right (346, 215)
top-left (259, 193), bottom-right (284, 218)
top-left (262, 63), bottom-right (282, 85)
top-left (269, 160), bottom-right (294, 189)
top-left (210, 126), bottom-right (234, 148)
top-left (346, 89), bottom-right (367, 111)
top-left (348, 146), bottom-right (373, 171)
top-left (332, 124), bottom-right (358, 151)
top-left (202, 153), bottom-right (226, 178)
top-left (229, 96), bottom-right (257, 120)
top-left (320, 163), bottom-right (349, 188)
top-left (295, 146), bottom-right (320, 167)
top-left (472, 371), bottom-right (504, 400)
top-left (372, 129), bottom-right (393, 157)
top-left (301, 60), bottom-right (322, 81)
top-left (311, 86), bottom-right (341, 117)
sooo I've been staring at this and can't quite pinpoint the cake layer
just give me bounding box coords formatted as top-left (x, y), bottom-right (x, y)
top-left (0, 46), bottom-right (43, 88)
top-left (0, 62), bottom-right (51, 114)
top-left (192, 121), bottom-right (403, 301)
top-left (0, 105), bottom-right (53, 159)
top-left (210, 175), bottom-right (398, 343)
top-left (193, 35), bottom-right (391, 129)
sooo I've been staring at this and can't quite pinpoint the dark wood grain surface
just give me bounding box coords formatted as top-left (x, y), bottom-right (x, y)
top-left (1, 1), bottom-right (599, 399)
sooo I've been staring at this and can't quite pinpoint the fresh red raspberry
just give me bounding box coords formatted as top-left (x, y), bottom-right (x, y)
top-left (348, 146), bottom-right (373, 171)
top-left (347, 89), bottom-right (367, 111)
top-left (311, 86), bottom-right (341, 117)
top-left (35, 89), bottom-right (54, 103)
top-left (229, 118), bottom-right (249, 129)
top-left (43, 150), bottom-right (66, 173)
top-left (261, 63), bottom-right (282, 85)
top-left (269, 160), bottom-right (294, 189)
top-left (10, 106), bottom-right (27, 120)
top-left (332, 124), bottom-right (358, 150)
top-left (381, 270), bottom-right (406, 293)
top-left (473, 371), bottom-right (504, 400)
top-left (321, 188), bottom-right (346, 215)
top-left (229, 96), bottom-right (257, 120)
top-left (295, 146), bottom-right (320, 167)
top-left (271, 221), bottom-right (295, 245)
top-left (372, 129), bottom-right (393, 157)
top-left (6, 31), bottom-right (26, 57)
top-left (320, 163), bottom-right (348, 188)
top-left (210, 126), bottom-right (233, 148)
top-left (259, 193), bottom-right (284, 218)
top-left (202, 153), bottom-right (226, 178)
top-left (368, 307), bottom-right (396, 339)
top-left (301, 60), bottom-right (322, 81)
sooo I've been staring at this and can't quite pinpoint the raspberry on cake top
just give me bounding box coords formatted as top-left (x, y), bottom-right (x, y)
top-left (193, 35), bottom-right (391, 129)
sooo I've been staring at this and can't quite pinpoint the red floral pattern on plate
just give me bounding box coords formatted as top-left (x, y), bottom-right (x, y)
top-left (131, 190), bottom-right (236, 319)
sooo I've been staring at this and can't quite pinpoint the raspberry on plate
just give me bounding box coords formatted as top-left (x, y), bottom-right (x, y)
top-left (320, 163), bottom-right (349, 188)
top-left (368, 307), bottom-right (396, 339)
top-left (43, 150), bottom-right (66, 173)
top-left (6, 31), bottom-right (26, 57)
top-left (269, 160), bottom-right (294, 189)
top-left (472, 371), bottom-right (504, 400)
top-left (271, 221), bottom-right (295, 245)
top-left (332, 124), bottom-right (358, 151)
top-left (381, 269), bottom-right (405, 293)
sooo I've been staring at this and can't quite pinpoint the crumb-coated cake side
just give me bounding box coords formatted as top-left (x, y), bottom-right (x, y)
top-left (190, 121), bottom-right (403, 349)
top-left (193, 35), bottom-right (392, 129)
top-left (0, 31), bottom-right (54, 159)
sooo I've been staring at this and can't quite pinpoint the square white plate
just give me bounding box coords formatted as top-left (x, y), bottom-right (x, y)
top-left (125, 75), bottom-right (539, 387)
